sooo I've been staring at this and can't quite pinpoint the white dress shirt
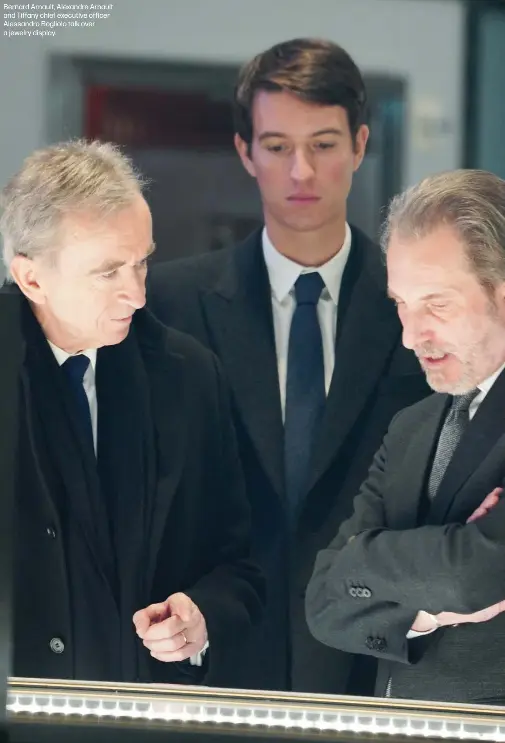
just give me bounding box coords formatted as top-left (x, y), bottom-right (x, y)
top-left (262, 223), bottom-right (352, 418)
top-left (409, 360), bottom-right (505, 638)
top-left (47, 340), bottom-right (207, 665)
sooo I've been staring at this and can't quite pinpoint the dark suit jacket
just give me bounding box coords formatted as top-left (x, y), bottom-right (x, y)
top-left (306, 368), bottom-right (505, 704)
top-left (2, 285), bottom-right (263, 686)
top-left (147, 225), bottom-right (430, 693)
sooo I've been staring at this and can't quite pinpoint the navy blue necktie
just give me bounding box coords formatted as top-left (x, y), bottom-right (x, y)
top-left (62, 354), bottom-right (94, 450)
top-left (284, 272), bottom-right (326, 519)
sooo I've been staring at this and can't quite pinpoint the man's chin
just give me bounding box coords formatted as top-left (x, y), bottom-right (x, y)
top-left (425, 369), bottom-right (474, 395)
top-left (101, 326), bottom-right (131, 347)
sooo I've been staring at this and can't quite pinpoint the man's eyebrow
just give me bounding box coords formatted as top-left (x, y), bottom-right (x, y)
top-left (387, 290), bottom-right (453, 301)
top-left (89, 258), bottom-right (125, 276)
top-left (89, 242), bottom-right (157, 275)
top-left (258, 127), bottom-right (344, 142)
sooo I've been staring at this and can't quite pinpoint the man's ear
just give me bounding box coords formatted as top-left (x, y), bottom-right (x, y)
top-left (234, 133), bottom-right (256, 178)
top-left (352, 124), bottom-right (370, 172)
top-left (9, 255), bottom-right (46, 305)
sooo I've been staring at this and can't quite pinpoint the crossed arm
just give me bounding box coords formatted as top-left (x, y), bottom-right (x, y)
top-left (305, 424), bottom-right (505, 663)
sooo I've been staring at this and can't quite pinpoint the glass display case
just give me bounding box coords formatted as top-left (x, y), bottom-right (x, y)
top-left (6, 677), bottom-right (505, 743)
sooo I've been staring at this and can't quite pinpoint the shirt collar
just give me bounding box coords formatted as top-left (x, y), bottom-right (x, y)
top-left (47, 341), bottom-right (97, 372)
top-left (477, 360), bottom-right (505, 397)
top-left (262, 223), bottom-right (352, 304)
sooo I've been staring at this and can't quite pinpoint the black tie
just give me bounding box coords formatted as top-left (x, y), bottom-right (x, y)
top-left (284, 272), bottom-right (326, 519)
top-left (62, 354), bottom-right (94, 450)
top-left (427, 389), bottom-right (479, 500)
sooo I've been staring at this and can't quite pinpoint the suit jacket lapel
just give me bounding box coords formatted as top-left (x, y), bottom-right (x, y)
top-left (428, 367), bottom-right (505, 524)
top-left (200, 231), bottom-right (285, 498)
top-left (392, 396), bottom-right (448, 527)
top-left (309, 228), bottom-right (401, 490)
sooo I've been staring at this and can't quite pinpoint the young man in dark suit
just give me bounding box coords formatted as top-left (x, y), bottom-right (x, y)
top-left (148, 38), bottom-right (429, 694)
top-left (0, 140), bottom-right (263, 685)
top-left (306, 170), bottom-right (505, 705)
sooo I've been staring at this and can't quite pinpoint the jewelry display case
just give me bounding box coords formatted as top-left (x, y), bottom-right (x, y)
top-left (7, 677), bottom-right (505, 743)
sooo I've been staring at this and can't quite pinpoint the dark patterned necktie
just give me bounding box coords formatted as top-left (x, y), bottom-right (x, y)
top-left (62, 354), bottom-right (94, 450)
top-left (427, 389), bottom-right (479, 500)
top-left (284, 272), bottom-right (326, 519)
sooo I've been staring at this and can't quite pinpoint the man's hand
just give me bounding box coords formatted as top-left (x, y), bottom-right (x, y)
top-left (411, 600), bottom-right (505, 633)
top-left (435, 600), bottom-right (505, 628)
top-left (466, 487), bottom-right (503, 523)
top-left (133, 592), bottom-right (208, 663)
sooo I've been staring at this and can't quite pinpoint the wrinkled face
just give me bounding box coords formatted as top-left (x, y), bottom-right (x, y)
top-left (235, 90), bottom-right (368, 235)
top-left (387, 224), bottom-right (505, 393)
top-left (13, 195), bottom-right (154, 352)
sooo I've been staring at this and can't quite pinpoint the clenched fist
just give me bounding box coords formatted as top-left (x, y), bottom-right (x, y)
top-left (133, 592), bottom-right (208, 663)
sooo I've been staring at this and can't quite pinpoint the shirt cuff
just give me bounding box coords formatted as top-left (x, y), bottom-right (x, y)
top-left (189, 640), bottom-right (209, 666)
top-left (407, 611), bottom-right (439, 638)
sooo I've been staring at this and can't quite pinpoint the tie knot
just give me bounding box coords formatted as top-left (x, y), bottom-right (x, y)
top-left (450, 389), bottom-right (479, 414)
top-left (294, 272), bottom-right (325, 305)
top-left (63, 354), bottom-right (90, 385)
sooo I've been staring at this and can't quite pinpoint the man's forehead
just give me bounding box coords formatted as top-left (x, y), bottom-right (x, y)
top-left (387, 226), bottom-right (468, 263)
top-left (252, 90), bottom-right (349, 129)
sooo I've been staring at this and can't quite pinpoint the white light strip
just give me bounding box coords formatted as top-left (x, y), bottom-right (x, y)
top-left (7, 689), bottom-right (505, 740)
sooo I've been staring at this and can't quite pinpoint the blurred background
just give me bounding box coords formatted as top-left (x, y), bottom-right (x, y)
top-left (0, 0), bottom-right (504, 275)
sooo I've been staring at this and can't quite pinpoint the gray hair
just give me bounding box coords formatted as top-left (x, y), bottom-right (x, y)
top-left (381, 169), bottom-right (505, 291)
top-left (0, 139), bottom-right (145, 282)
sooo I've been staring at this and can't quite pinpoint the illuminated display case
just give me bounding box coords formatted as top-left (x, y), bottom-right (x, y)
top-left (7, 678), bottom-right (505, 742)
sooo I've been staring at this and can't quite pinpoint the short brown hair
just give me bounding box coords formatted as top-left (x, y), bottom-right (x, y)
top-left (382, 169), bottom-right (505, 290)
top-left (234, 38), bottom-right (368, 149)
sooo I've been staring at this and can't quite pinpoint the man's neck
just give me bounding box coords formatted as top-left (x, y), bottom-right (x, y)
top-left (264, 217), bottom-right (348, 267)
top-left (32, 303), bottom-right (84, 355)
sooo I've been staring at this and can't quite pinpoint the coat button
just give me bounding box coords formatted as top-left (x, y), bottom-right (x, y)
top-left (46, 526), bottom-right (57, 539)
top-left (49, 637), bottom-right (65, 654)
top-left (349, 587), bottom-right (358, 598)
top-left (356, 588), bottom-right (364, 598)
top-left (362, 588), bottom-right (372, 598)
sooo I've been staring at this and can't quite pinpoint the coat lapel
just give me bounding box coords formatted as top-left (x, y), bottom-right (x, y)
top-left (308, 228), bottom-right (402, 491)
top-left (392, 396), bottom-right (448, 527)
top-left (135, 312), bottom-right (191, 593)
top-left (200, 231), bottom-right (285, 499)
top-left (21, 300), bottom-right (116, 592)
top-left (428, 367), bottom-right (505, 524)
top-left (95, 333), bottom-right (151, 612)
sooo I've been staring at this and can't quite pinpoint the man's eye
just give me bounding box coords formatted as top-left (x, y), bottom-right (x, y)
top-left (101, 270), bottom-right (117, 280)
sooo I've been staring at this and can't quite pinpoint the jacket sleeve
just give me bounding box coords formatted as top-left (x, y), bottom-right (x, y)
top-left (305, 413), bottom-right (505, 664)
top-left (184, 355), bottom-right (265, 684)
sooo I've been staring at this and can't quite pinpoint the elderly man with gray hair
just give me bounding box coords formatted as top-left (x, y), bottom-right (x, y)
top-left (0, 140), bottom-right (263, 684)
top-left (306, 169), bottom-right (505, 704)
